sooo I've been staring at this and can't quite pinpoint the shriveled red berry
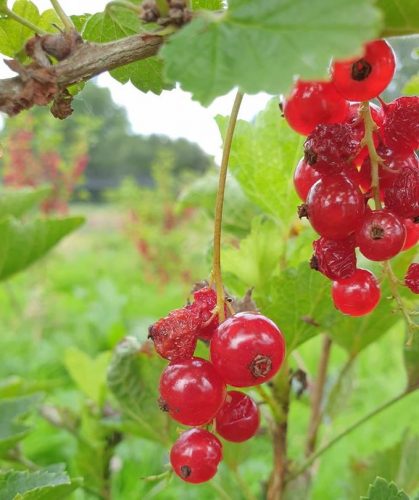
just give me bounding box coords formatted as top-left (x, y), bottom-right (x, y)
top-left (405, 263), bottom-right (419, 294)
top-left (170, 428), bottom-right (222, 483)
top-left (304, 123), bottom-right (362, 175)
top-left (384, 164), bottom-right (419, 219)
top-left (346, 103), bottom-right (382, 165)
top-left (282, 80), bottom-right (349, 136)
top-left (293, 157), bottom-right (322, 201)
top-left (356, 209), bottom-right (406, 261)
top-left (191, 286), bottom-right (226, 341)
top-left (382, 96), bottom-right (419, 156)
top-left (402, 219), bottom-right (419, 251)
top-left (159, 357), bottom-right (226, 426)
top-left (148, 307), bottom-right (200, 362)
top-left (311, 235), bottom-right (356, 280)
top-left (332, 269), bottom-right (380, 316)
top-left (215, 391), bottom-right (260, 443)
top-left (210, 312), bottom-right (285, 388)
top-left (305, 175), bottom-right (365, 240)
top-left (331, 40), bottom-right (395, 101)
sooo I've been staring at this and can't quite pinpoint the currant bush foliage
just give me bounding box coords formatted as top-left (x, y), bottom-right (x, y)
top-left (361, 477), bottom-right (409, 500)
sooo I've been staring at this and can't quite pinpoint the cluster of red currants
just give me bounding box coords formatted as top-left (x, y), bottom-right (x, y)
top-left (283, 39), bottom-right (419, 316)
top-left (148, 286), bottom-right (286, 483)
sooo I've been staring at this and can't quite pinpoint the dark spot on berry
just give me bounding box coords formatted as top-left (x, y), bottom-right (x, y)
top-left (413, 216), bottom-right (419, 224)
top-left (298, 204), bottom-right (308, 219)
top-left (158, 397), bottom-right (169, 412)
top-left (310, 255), bottom-right (319, 271)
top-left (180, 465), bottom-right (192, 478)
top-left (304, 148), bottom-right (317, 165)
top-left (370, 225), bottom-right (385, 240)
top-left (249, 354), bottom-right (272, 379)
top-left (351, 59), bottom-right (372, 81)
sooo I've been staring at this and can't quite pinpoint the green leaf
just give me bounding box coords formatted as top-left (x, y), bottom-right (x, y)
top-left (107, 336), bottom-right (173, 444)
top-left (162, 0), bottom-right (381, 105)
top-left (0, 216), bottom-right (84, 281)
top-left (191, 0), bottom-right (222, 10)
top-left (0, 394), bottom-right (42, 454)
top-left (377, 0), bottom-right (419, 37)
top-left (0, 187), bottom-right (51, 219)
top-left (361, 477), bottom-right (410, 500)
top-left (216, 100), bottom-right (303, 233)
top-left (256, 263), bottom-right (333, 352)
top-left (82, 9), bottom-right (169, 94)
top-left (64, 348), bottom-right (111, 406)
top-left (403, 74), bottom-right (419, 96)
top-left (0, 466), bottom-right (81, 500)
top-left (0, 1), bottom-right (61, 57)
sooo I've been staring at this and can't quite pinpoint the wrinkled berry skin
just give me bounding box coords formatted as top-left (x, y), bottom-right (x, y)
top-left (331, 40), bottom-right (396, 101)
top-left (148, 307), bottom-right (200, 362)
top-left (215, 391), bottom-right (260, 443)
top-left (191, 286), bottom-right (225, 341)
top-left (283, 80), bottom-right (349, 135)
top-left (159, 357), bottom-right (226, 426)
top-left (311, 235), bottom-right (356, 280)
top-left (382, 96), bottom-right (419, 156)
top-left (293, 157), bottom-right (322, 201)
top-left (356, 209), bottom-right (406, 261)
top-left (405, 263), bottom-right (419, 294)
top-left (170, 428), bottom-right (222, 484)
top-left (332, 269), bottom-right (380, 316)
top-left (304, 123), bottom-right (361, 175)
top-left (384, 165), bottom-right (419, 219)
top-left (210, 312), bottom-right (285, 388)
top-left (306, 175), bottom-right (365, 240)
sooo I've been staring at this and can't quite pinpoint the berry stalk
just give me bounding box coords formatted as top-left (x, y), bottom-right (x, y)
top-left (50, 0), bottom-right (75, 32)
top-left (213, 91), bottom-right (243, 322)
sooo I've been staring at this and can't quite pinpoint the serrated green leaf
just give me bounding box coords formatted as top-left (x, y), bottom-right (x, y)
top-left (107, 336), bottom-right (173, 444)
top-left (64, 348), bottom-right (111, 406)
top-left (256, 263), bottom-right (333, 352)
top-left (377, 0), bottom-right (419, 37)
top-left (0, 466), bottom-right (80, 500)
top-left (0, 216), bottom-right (84, 281)
top-left (0, 1), bottom-right (61, 58)
top-left (0, 186), bottom-right (51, 219)
top-left (361, 477), bottom-right (410, 500)
top-left (82, 9), bottom-right (169, 94)
top-left (216, 100), bottom-right (303, 233)
top-left (162, 0), bottom-right (381, 105)
top-left (0, 394), bottom-right (42, 454)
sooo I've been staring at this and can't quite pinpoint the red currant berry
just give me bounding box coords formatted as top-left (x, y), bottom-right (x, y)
top-left (384, 164), bottom-right (419, 219)
top-left (356, 209), bottom-right (406, 261)
top-left (215, 391), bottom-right (260, 443)
top-left (405, 263), bottom-right (419, 294)
top-left (293, 157), bottom-right (321, 201)
top-left (332, 269), bottom-right (380, 316)
top-left (190, 286), bottom-right (226, 341)
top-left (331, 40), bottom-right (396, 101)
top-left (159, 357), bottom-right (226, 426)
top-left (381, 96), bottom-right (419, 156)
top-left (402, 219), bottom-right (419, 251)
top-left (304, 123), bottom-right (362, 175)
top-left (282, 80), bottom-right (349, 136)
top-left (305, 175), bottom-right (365, 240)
top-left (210, 312), bottom-right (285, 388)
top-left (311, 235), bottom-right (356, 280)
top-left (148, 307), bottom-right (200, 362)
top-left (170, 428), bottom-right (222, 483)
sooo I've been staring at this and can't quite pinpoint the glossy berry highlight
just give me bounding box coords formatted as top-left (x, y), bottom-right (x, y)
top-left (332, 269), bottom-right (380, 316)
top-left (210, 312), bottom-right (285, 387)
top-left (159, 357), bottom-right (226, 426)
top-left (215, 391), bottom-right (260, 443)
top-left (170, 428), bottom-right (222, 484)
top-left (331, 40), bottom-right (396, 101)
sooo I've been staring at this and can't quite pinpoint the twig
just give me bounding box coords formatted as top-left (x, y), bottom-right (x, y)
top-left (1, 6), bottom-right (47, 34)
top-left (305, 336), bottom-right (332, 456)
top-left (50, 0), bottom-right (75, 31)
top-left (287, 390), bottom-right (413, 483)
top-left (212, 91), bottom-right (243, 322)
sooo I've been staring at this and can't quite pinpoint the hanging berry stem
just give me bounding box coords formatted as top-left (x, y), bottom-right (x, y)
top-left (360, 101), bottom-right (418, 345)
top-left (213, 91), bottom-right (243, 322)
top-left (50, 0), bottom-right (75, 32)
